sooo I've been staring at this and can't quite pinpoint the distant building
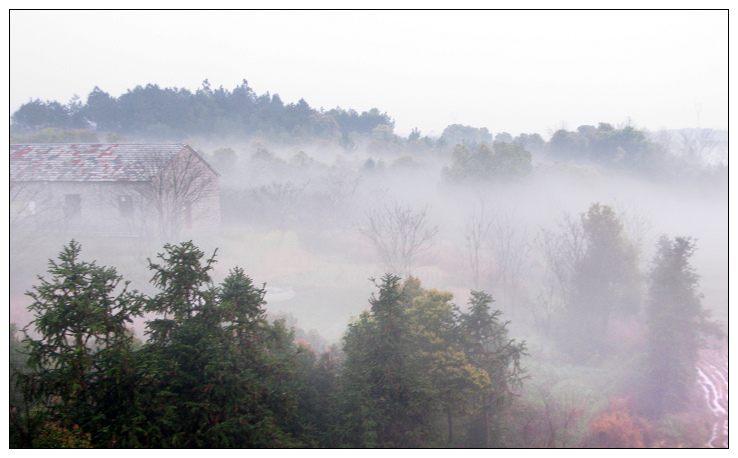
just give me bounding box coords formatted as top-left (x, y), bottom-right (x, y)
top-left (10, 143), bottom-right (220, 239)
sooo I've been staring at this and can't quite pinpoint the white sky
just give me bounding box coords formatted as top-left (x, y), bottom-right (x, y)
top-left (8, 6), bottom-right (730, 138)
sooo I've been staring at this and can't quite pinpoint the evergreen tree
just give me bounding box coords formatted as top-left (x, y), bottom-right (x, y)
top-left (458, 291), bottom-right (527, 446)
top-left (565, 203), bottom-right (642, 359)
top-left (18, 240), bottom-right (144, 447)
top-left (133, 242), bottom-right (302, 447)
top-left (340, 274), bottom-right (430, 447)
top-left (340, 276), bottom-right (527, 447)
top-left (644, 236), bottom-right (723, 416)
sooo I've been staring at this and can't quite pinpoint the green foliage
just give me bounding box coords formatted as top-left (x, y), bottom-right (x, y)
top-left (135, 242), bottom-right (294, 446)
top-left (326, 106), bottom-right (395, 135)
top-left (367, 124), bottom-right (402, 154)
top-left (10, 324), bottom-right (33, 448)
top-left (11, 99), bottom-right (85, 131)
top-left (545, 123), bottom-right (662, 174)
top-left (513, 132), bottom-right (545, 154)
top-left (11, 81), bottom-right (395, 143)
top-left (33, 421), bottom-right (93, 448)
top-left (145, 241), bottom-right (217, 324)
top-left (18, 240), bottom-right (144, 446)
top-left (443, 141), bottom-right (532, 182)
top-left (340, 274), bottom-right (429, 447)
top-left (12, 242), bottom-right (531, 448)
top-left (340, 275), bottom-right (527, 447)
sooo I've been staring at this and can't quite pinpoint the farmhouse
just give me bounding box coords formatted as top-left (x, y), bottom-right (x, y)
top-left (10, 143), bottom-right (220, 239)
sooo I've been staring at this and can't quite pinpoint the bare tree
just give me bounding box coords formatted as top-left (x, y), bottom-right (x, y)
top-left (488, 211), bottom-right (531, 318)
top-left (695, 128), bottom-right (719, 164)
top-left (535, 212), bottom-right (588, 310)
top-left (359, 202), bottom-right (440, 278)
top-left (509, 389), bottom-right (585, 448)
top-left (529, 277), bottom-right (564, 338)
top-left (321, 170), bottom-right (360, 225)
top-left (614, 201), bottom-right (654, 272)
top-left (678, 128), bottom-right (717, 164)
top-left (462, 203), bottom-right (497, 290)
top-left (136, 149), bottom-right (219, 241)
top-left (9, 181), bottom-right (65, 257)
top-left (250, 181), bottom-right (309, 229)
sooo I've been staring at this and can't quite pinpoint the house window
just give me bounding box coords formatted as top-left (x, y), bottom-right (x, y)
top-left (64, 194), bottom-right (81, 218)
top-left (118, 195), bottom-right (133, 218)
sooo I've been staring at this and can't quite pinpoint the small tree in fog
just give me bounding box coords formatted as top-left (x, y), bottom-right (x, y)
top-left (359, 202), bottom-right (439, 278)
top-left (250, 181), bottom-right (309, 229)
top-left (463, 204), bottom-right (496, 290)
top-left (536, 212), bottom-right (588, 309)
top-left (321, 170), bottom-right (360, 224)
top-left (644, 236), bottom-right (723, 416)
top-left (488, 211), bottom-right (531, 318)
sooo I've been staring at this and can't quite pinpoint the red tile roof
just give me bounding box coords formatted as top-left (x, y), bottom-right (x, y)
top-left (10, 143), bottom-right (207, 182)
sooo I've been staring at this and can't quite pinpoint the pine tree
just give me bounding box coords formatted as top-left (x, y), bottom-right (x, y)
top-left (19, 240), bottom-right (144, 447)
top-left (132, 242), bottom-right (308, 447)
top-left (645, 236), bottom-right (723, 416)
top-left (340, 274), bottom-right (431, 447)
top-left (458, 291), bottom-right (527, 446)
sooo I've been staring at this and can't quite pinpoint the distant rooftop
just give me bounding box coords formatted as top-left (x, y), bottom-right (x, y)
top-left (10, 143), bottom-right (202, 182)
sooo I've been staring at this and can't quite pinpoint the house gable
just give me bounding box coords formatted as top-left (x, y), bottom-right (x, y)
top-left (10, 143), bottom-right (221, 238)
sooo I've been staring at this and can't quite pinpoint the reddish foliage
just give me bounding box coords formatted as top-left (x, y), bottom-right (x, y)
top-left (582, 398), bottom-right (651, 448)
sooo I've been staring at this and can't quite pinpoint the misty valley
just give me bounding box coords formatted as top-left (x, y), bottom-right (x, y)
top-left (9, 82), bottom-right (728, 448)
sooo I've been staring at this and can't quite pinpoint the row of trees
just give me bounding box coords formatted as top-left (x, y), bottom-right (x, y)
top-left (10, 241), bottom-right (527, 448)
top-left (359, 200), bottom-right (723, 416)
top-left (11, 85), bottom-right (727, 188)
top-left (11, 215), bottom-right (721, 447)
top-left (11, 80), bottom-right (394, 142)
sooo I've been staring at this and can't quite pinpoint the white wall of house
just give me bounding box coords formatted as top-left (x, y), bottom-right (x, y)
top-left (11, 178), bottom-right (220, 239)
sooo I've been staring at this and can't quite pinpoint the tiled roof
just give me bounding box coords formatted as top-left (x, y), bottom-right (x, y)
top-left (10, 143), bottom-right (199, 182)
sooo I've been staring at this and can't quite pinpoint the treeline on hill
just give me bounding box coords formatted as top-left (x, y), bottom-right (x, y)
top-left (10, 227), bottom-right (723, 448)
top-left (10, 80), bottom-right (395, 145)
top-left (10, 80), bottom-right (727, 186)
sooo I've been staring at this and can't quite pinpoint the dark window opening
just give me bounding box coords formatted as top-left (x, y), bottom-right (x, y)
top-left (118, 195), bottom-right (134, 218)
top-left (64, 194), bottom-right (81, 218)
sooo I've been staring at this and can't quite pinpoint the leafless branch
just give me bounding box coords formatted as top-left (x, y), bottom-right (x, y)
top-left (359, 201), bottom-right (440, 278)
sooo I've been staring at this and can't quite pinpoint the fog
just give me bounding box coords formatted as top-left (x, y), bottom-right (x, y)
top-left (8, 7), bottom-right (729, 447)
top-left (9, 121), bottom-right (729, 447)
top-left (15, 133), bottom-right (727, 339)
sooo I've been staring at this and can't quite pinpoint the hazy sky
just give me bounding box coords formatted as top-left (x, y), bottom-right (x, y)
top-left (9, 8), bottom-right (729, 137)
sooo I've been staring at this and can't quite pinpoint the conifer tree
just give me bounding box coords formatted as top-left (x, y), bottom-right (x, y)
top-left (645, 236), bottom-right (723, 416)
top-left (19, 240), bottom-right (144, 447)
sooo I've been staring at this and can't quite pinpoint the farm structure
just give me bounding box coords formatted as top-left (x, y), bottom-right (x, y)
top-left (10, 143), bottom-right (220, 239)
